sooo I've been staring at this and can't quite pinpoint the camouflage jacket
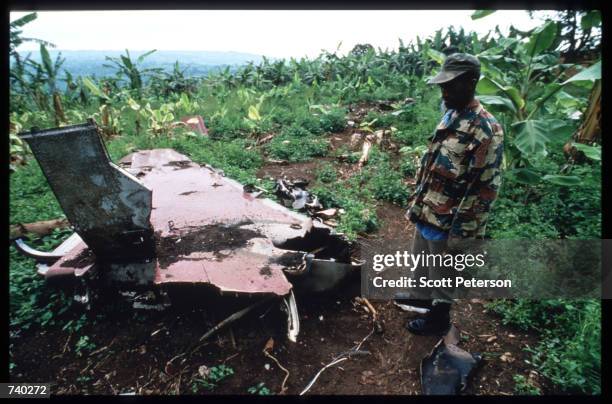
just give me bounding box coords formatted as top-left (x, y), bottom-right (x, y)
top-left (405, 98), bottom-right (504, 238)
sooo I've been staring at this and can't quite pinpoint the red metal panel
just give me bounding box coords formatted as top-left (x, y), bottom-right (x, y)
top-left (180, 115), bottom-right (208, 135)
top-left (48, 149), bottom-right (309, 296)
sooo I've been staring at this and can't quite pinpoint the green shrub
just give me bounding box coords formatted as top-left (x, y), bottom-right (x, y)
top-left (281, 123), bottom-right (314, 138)
top-left (400, 157), bottom-right (417, 177)
top-left (208, 116), bottom-right (248, 139)
top-left (312, 185), bottom-right (378, 239)
top-left (294, 113), bottom-right (323, 135)
top-left (364, 111), bottom-right (396, 129)
top-left (513, 374), bottom-right (541, 395)
top-left (267, 134), bottom-right (328, 162)
top-left (316, 163), bottom-right (338, 183)
top-left (333, 145), bottom-right (361, 163)
top-left (247, 382), bottom-right (272, 395)
top-left (368, 162), bottom-right (410, 206)
top-left (487, 299), bottom-right (601, 394)
top-left (319, 107), bottom-right (347, 133)
top-left (191, 365), bottom-right (234, 392)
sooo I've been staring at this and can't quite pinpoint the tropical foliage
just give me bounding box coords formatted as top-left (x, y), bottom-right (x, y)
top-left (9, 11), bottom-right (601, 394)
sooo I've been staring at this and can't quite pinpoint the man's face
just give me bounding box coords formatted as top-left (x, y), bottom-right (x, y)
top-left (439, 74), bottom-right (477, 110)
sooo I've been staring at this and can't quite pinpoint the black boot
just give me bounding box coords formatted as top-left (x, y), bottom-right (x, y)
top-left (406, 302), bottom-right (451, 336)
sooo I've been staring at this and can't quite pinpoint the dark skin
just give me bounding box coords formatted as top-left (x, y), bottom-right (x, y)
top-left (439, 72), bottom-right (479, 111)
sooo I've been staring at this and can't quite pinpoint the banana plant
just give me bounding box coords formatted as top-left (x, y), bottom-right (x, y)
top-left (29, 44), bottom-right (66, 125)
top-left (243, 94), bottom-right (274, 134)
top-left (175, 92), bottom-right (200, 115)
top-left (476, 23), bottom-right (600, 166)
top-left (9, 12), bottom-right (55, 58)
top-left (129, 98), bottom-right (178, 137)
top-left (9, 112), bottom-right (28, 171)
top-left (82, 77), bottom-right (128, 138)
top-left (103, 49), bottom-right (162, 98)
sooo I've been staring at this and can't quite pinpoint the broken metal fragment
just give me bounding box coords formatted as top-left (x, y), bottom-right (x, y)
top-left (19, 120), bottom-right (155, 261)
top-left (282, 290), bottom-right (300, 343)
top-left (13, 238), bottom-right (64, 264)
top-left (274, 178), bottom-right (322, 213)
top-left (179, 115), bottom-right (208, 135)
top-left (420, 325), bottom-right (482, 395)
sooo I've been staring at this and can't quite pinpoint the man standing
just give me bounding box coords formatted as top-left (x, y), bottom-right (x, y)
top-left (401, 53), bottom-right (504, 336)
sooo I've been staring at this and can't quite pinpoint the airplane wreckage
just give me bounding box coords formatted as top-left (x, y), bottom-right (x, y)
top-left (16, 119), bottom-right (360, 343)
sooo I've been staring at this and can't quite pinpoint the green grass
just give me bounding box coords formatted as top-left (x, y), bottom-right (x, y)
top-left (487, 299), bottom-right (601, 394)
top-left (267, 134), bottom-right (329, 162)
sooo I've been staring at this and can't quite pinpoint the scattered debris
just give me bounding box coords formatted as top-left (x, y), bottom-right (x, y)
top-left (314, 208), bottom-right (337, 220)
top-left (323, 219), bottom-right (338, 228)
top-left (262, 337), bottom-right (290, 394)
top-left (282, 291), bottom-right (300, 343)
top-left (349, 132), bottom-right (363, 149)
top-left (180, 115), bottom-right (208, 135)
top-left (500, 352), bottom-right (514, 363)
top-left (198, 365), bottom-right (210, 378)
top-left (300, 327), bottom-right (374, 395)
top-left (358, 135), bottom-right (374, 168)
top-left (13, 238), bottom-right (65, 264)
top-left (420, 325), bottom-right (483, 395)
top-left (274, 178), bottom-right (322, 213)
top-left (354, 297), bottom-right (384, 334)
top-left (256, 133), bottom-right (275, 145)
top-left (10, 218), bottom-right (70, 239)
top-left (199, 298), bottom-right (273, 343)
top-left (265, 158), bottom-right (288, 165)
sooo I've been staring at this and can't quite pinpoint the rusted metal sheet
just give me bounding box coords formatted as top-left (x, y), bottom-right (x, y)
top-left (19, 120), bottom-right (155, 261)
top-left (119, 149), bottom-right (313, 245)
top-left (45, 149), bottom-right (317, 296)
top-left (420, 326), bottom-right (482, 395)
top-left (180, 115), bottom-right (208, 135)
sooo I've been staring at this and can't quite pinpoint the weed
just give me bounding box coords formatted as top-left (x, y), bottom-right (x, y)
top-left (191, 365), bottom-right (234, 392)
top-left (267, 134), bottom-right (328, 162)
top-left (513, 374), bottom-right (541, 395)
top-left (247, 382), bottom-right (272, 395)
top-left (367, 161), bottom-right (411, 206)
top-left (75, 335), bottom-right (96, 357)
top-left (487, 299), bottom-right (600, 394)
top-left (316, 163), bottom-right (337, 183)
top-left (318, 107), bottom-right (347, 133)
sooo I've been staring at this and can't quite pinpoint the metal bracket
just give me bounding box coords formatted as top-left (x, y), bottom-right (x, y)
top-left (13, 238), bottom-right (64, 263)
top-left (282, 290), bottom-right (300, 343)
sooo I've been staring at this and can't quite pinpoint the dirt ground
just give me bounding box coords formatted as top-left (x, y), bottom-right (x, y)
top-left (9, 271), bottom-right (545, 395)
top-left (9, 103), bottom-right (550, 395)
top-left (9, 202), bottom-right (547, 396)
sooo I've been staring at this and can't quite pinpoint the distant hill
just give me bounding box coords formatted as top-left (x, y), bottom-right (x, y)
top-left (14, 50), bottom-right (271, 79)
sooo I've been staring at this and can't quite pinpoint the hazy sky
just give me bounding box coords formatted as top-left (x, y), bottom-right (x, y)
top-left (10, 10), bottom-right (543, 58)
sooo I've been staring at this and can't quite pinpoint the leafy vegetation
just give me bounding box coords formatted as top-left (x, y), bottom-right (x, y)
top-left (488, 299), bottom-right (600, 394)
top-left (247, 382), bottom-right (272, 395)
top-left (513, 374), bottom-right (541, 395)
top-left (191, 365), bottom-right (235, 392)
top-left (9, 11), bottom-right (601, 394)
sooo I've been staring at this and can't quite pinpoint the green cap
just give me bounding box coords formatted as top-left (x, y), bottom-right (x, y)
top-left (428, 53), bottom-right (481, 84)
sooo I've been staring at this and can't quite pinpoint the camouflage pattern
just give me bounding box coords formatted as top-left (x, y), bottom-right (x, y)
top-left (406, 98), bottom-right (504, 238)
